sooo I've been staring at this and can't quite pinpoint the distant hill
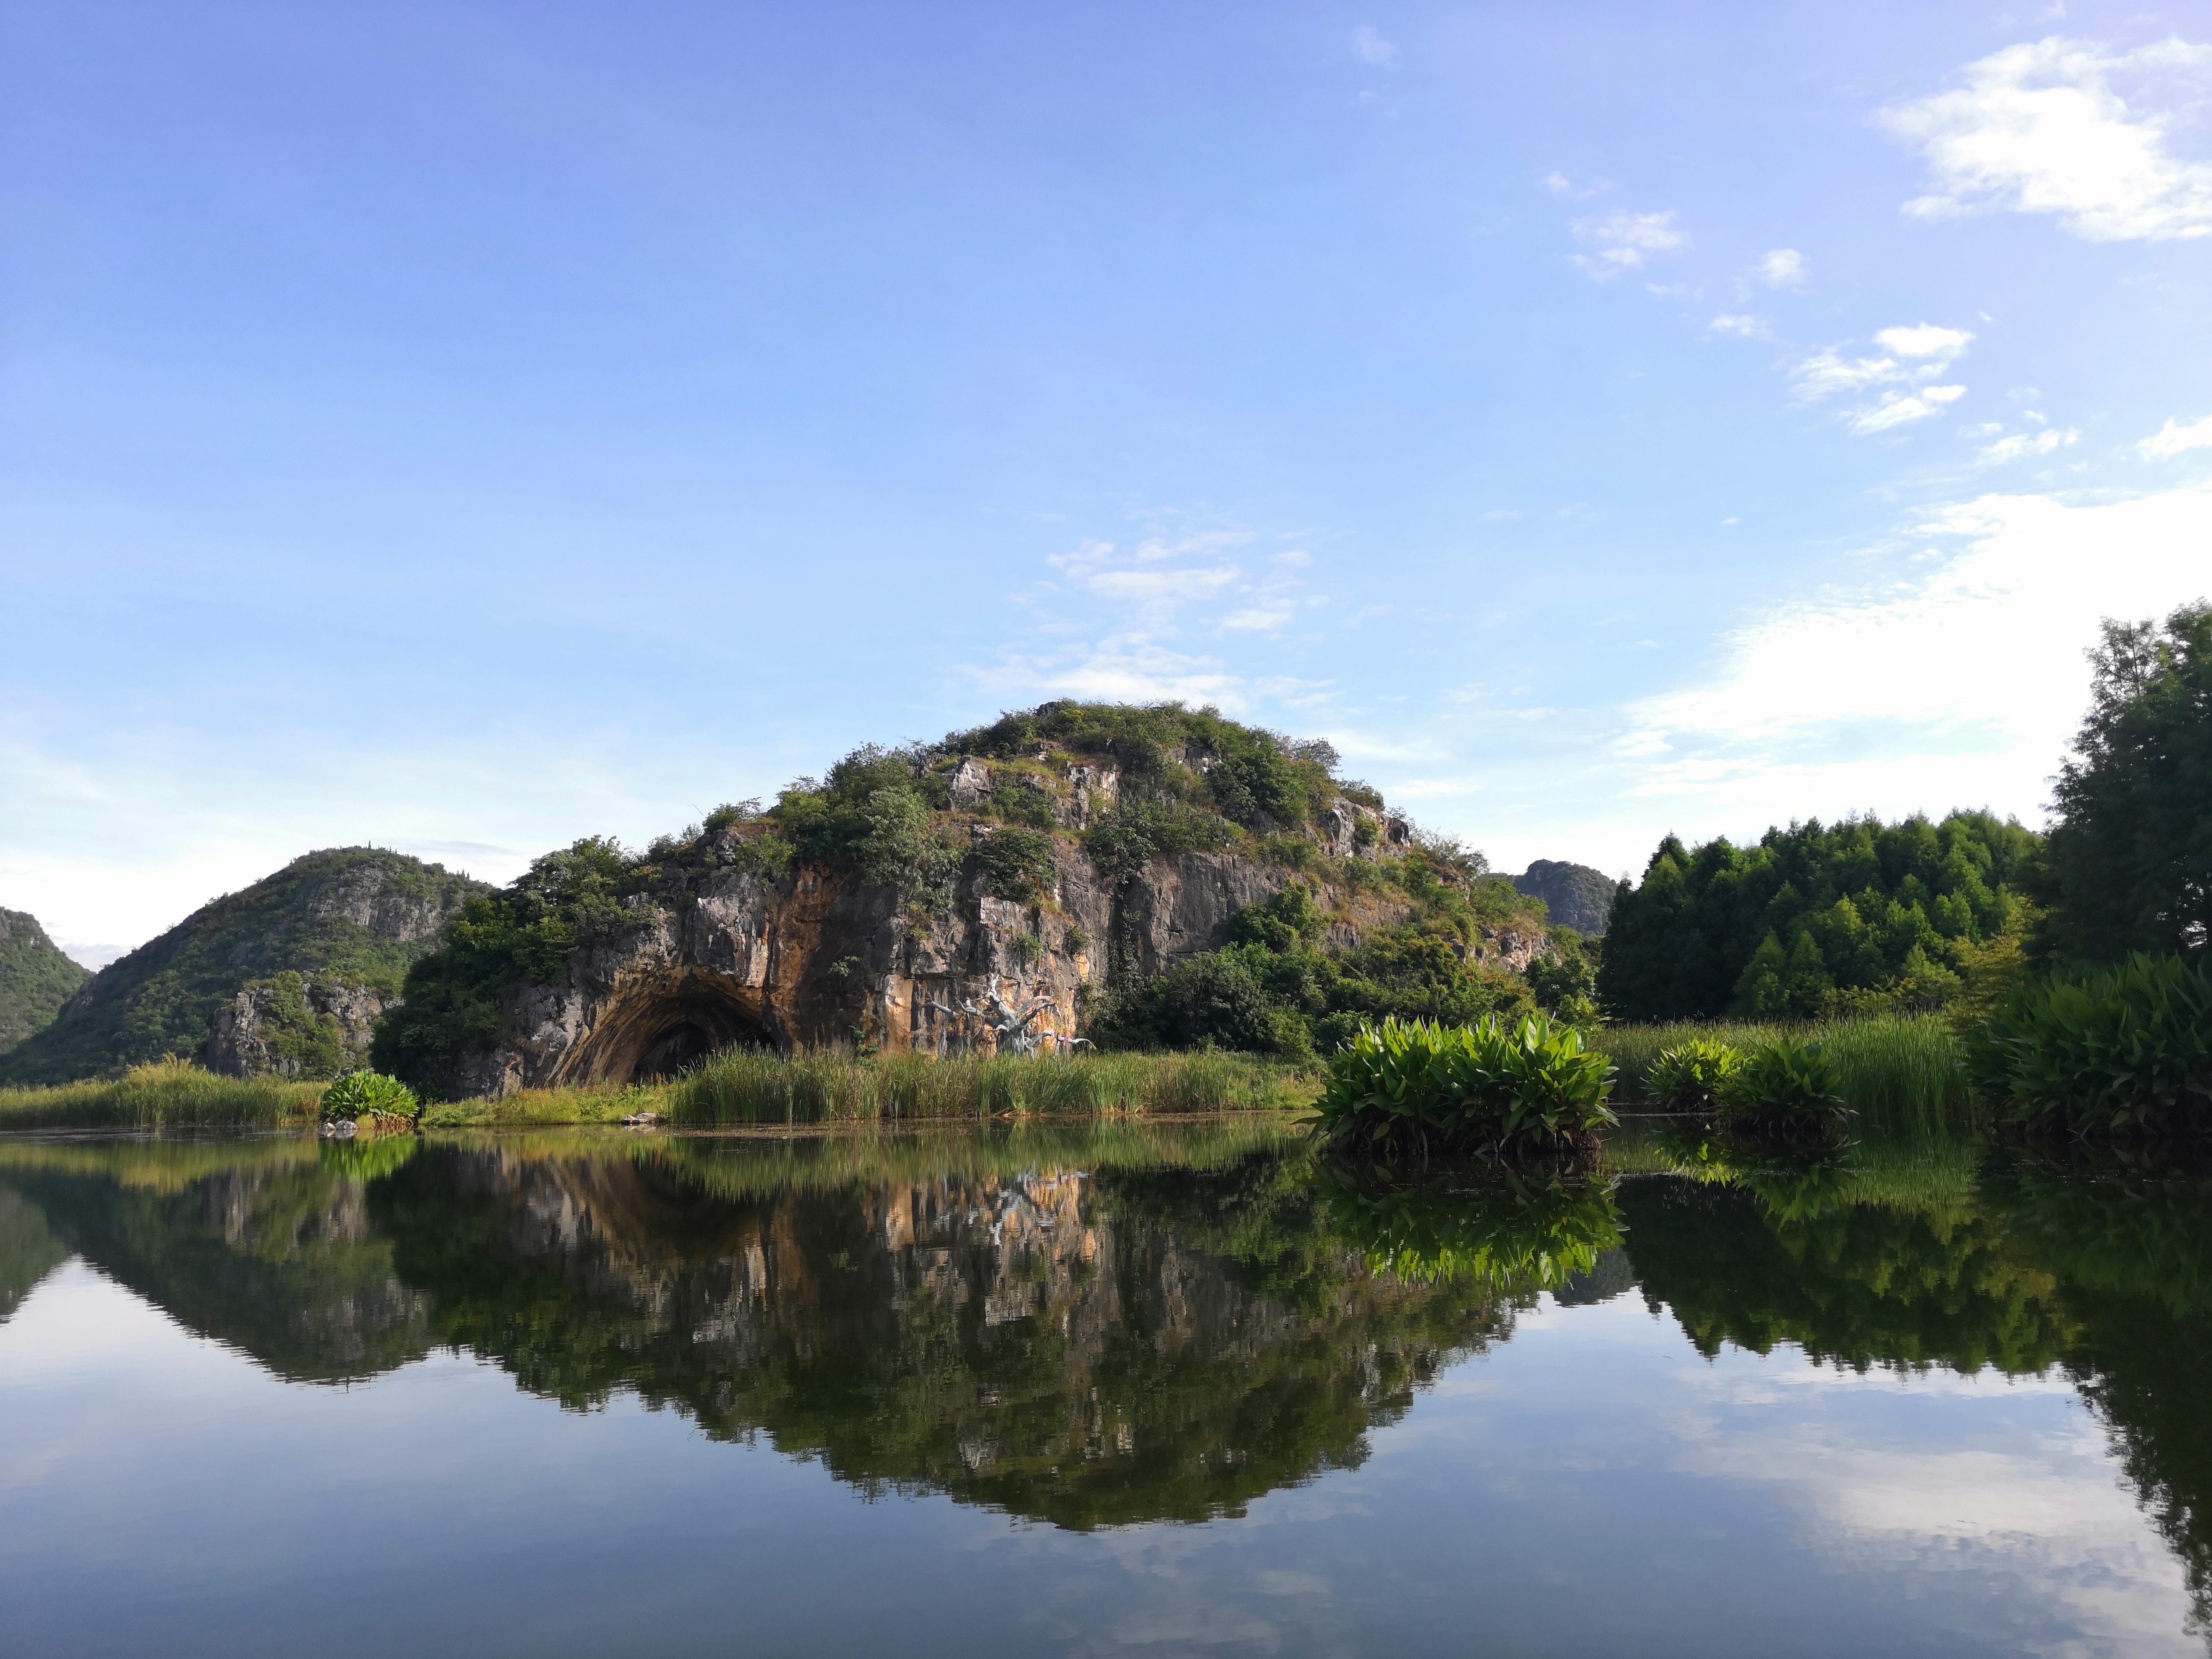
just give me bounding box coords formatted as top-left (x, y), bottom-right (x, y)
top-left (0, 849), bottom-right (491, 1085)
top-left (0, 910), bottom-right (90, 1053)
top-left (1512, 861), bottom-right (1617, 936)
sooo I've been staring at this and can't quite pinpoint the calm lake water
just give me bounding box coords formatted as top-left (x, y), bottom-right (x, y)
top-left (2, 1118), bottom-right (2207, 1657)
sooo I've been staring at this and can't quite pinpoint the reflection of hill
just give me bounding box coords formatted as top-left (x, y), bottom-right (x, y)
top-left (0, 1187), bottom-right (65, 1320)
top-left (370, 1141), bottom-right (1515, 1528)
top-left (0, 1139), bottom-right (433, 1379)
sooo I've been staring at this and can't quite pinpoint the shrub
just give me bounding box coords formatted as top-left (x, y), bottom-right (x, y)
top-left (1646, 1038), bottom-right (1742, 1111)
top-left (321, 1069), bottom-right (420, 1124)
top-left (973, 827), bottom-right (1059, 903)
top-left (1312, 1015), bottom-right (1616, 1157)
top-left (1717, 1036), bottom-right (1844, 1132)
top-left (1967, 953), bottom-right (2212, 1135)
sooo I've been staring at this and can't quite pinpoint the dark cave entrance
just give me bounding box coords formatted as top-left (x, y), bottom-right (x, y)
top-left (590, 977), bottom-right (776, 1085)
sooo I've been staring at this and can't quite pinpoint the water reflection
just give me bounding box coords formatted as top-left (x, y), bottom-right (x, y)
top-left (2, 1117), bottom-right (2210, 1609)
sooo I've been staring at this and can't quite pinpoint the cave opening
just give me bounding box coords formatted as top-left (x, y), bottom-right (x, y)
top-left (576, 976), bottom-right (776, 1085)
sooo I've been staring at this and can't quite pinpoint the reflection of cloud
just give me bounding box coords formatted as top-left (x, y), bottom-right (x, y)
top-left (1881, 36), bottom-right (2212, 242)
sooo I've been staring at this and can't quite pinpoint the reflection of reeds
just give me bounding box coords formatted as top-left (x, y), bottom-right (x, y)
top-left (1596, 1015), bottom-right (1969, 1130)
top-left (665, 1049), bottom-right (1315, 1125)
top-left (0, 1057), bottom-right (322, 1130)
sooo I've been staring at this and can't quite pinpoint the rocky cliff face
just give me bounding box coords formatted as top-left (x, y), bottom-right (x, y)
top-left (444, 813), bottom-right (1417, 1097)
top-left (206, 975), bottom-right (393, 1079)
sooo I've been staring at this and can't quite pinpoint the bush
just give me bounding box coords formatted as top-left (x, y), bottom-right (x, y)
top-left (1967, 953), bottom-right (2212, 1135)
top-left (1646, 1038), bottom-right (1742, 1111)
top-left (1717, 1036), bottom-right (1844, 1132)
top-left (321, 1069), bottom-right (420, 1124)
top-left (973, 827), bottom-right (1059, 903)
top-left (1312, 1015), bottom-right (1616, 1157)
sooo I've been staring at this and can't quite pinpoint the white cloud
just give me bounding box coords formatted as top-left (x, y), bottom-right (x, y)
top-left (1873, 322), bottom-right (1975, 359)
top-left (1708, 314), bottom-right (1773, 340)
top-left (1848, 385), bottom-right (1966, 434)
top-left (1046, 530), bottom-right (1252, 616)
top-left (1570, 210), bottom-right (1688, 280)
top-left (1541, 171), bottom-right (1573, 195)
top-left (1976, 426), bottom-right (2079, 464)
top-left (2141, 413), bottom-right (2212, 456)
top-left (1621, 486), bottom-right (2212, 828)
top-left (1792, 349), bottom-right (1907, 399)
top-left (1350, 25), bottom-right (1397, 67)
top-left (1220, 607), bottom-right (1295, 633)
top-left (1753, 248), bottom-right (1807, 289)
top-left (1881, 36), bottom-right (2212, 241)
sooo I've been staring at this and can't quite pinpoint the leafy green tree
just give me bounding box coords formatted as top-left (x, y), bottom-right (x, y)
top-left (1598, 812), bottom-right (2040, 1021)
top-left (2035, 602), bottom-right (2212, 964)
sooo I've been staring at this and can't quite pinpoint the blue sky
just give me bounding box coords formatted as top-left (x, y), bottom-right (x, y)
top-left (5, 1), bottom-right (2211, 959)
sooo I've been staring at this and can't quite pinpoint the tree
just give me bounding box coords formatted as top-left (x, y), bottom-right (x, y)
top-left (2036, 602), bottom-right (2212, 964)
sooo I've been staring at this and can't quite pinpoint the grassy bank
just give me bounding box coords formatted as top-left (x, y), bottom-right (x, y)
top-left (0, 1058), bottom-right (323, 1130)
top-left (666, 1048), bottom-right (1316, 1125)
top-left (1593, 1014), bottom-right (1969, 1129)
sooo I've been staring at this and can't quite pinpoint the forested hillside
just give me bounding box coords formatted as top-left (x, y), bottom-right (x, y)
top-left (0, 910), bottom-right (88, 1052)
top-left (1597, 811), bottom-right (2039, 1021)
top-left (0, 849), bottom-right (489, 1084)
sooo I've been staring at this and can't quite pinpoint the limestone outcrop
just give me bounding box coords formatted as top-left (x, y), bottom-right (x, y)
top-left (438, 822), bottom-right (1417, 1097)
top-left (207, 974), bottom-right (392, 1079)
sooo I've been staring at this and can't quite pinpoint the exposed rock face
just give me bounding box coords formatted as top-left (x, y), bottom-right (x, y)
top-left (1512, 859), bottom-right (1617, 936)
top-left (206, 975), bottom-right (392, 1079)
top-left (441, 824), bottom-right (1417, 1097)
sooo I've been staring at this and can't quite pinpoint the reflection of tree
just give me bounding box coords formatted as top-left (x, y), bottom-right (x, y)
top-left (0, 1139), bottom-right (432, 1379)
top-left (1984, 1154), bottom-right (2212, 1641)
top-left (1617, 1175), bottom-right (2074, 1376)
top-left (365, 1141), bottom-right (1515, 1529)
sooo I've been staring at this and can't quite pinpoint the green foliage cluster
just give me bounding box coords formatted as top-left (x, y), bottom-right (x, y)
top-left (1082, 798), bottom-right (1235, 881)
top-left (0, 849), bottom-right (488, 1086)
top-left (1967, 952), bottom-right (2212, 1135)
top-left (236, 972), bottom-right (353, 1079)
top-left (972, 827), bottom-right (1058, 903)
top-left (1717, 1036), bottom-right (1845, 1132)
top-left (0, 908), bottom-right (87, 1054)
top-left (1599, 810), bottom-right (2040, 1022)
top-left (943, 701), bottom-right (1342, 832)
top-left (1088, 884), bottom-right (1541, 1061)
top-left (2034, 602), bottom-right (2212, 965)
top-left (1646, 1039), bottom-right (1742, 1112)
top-left (1312, 1014), bottom-right (1617, 1157)
top-left (372, 836), bottom-right (657, 1090)
top-left (321, 1069), bottom-right (420, 1124)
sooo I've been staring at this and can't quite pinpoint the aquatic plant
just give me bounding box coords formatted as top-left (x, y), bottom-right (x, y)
top-left (1967, 953), bottom-right (2212, 1136)
top-left (1716, 1036), bottom-right (1845, 1135)
top-left (320, 1069), bottom-right (420, 1124)
top-left (1598, 1015), bottom-right (1965, 1129)
top-left (1311, 1014), bottom-right (1616, 1157)
top-left (1644, 1038), bottom-right (1742, 1111)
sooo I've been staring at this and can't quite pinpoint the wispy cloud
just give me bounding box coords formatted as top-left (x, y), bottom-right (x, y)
top-left (1751, 248), bottom-right (1807, 289)
top-left (1976, 426), bottom-right (2079, 464)
top-left (1708, 314), bottom-right (1773, 340)
top-left (1881, 36), bottom-right (2212, 241)
top-left (1350, 25), bottom-right (1397, 67)
top-left (1570, 210), bottom-right (1688, 280)
top-left (1848, 385), bottom-right (1966, 434)
top-left (1790, 324), bottom-right (1972, 434)
top-left (2142, 413), bottom-right (2212, 457)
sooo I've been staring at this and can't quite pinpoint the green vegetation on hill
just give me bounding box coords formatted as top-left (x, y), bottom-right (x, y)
top-left (1089, 878), bottom-right (1547, 1061)
top-left (1598, 810), bottom-right (2040, 1022)
top-left (0, 909), bottom-right (87, 1053)
top-left (0, 849), bottom-right (489, 1085)
top-left (1512, 860), bottom-right (1615, 936)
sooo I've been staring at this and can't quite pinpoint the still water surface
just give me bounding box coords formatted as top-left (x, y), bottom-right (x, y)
top-left (1, 1119), bottom-right (2207, 1656)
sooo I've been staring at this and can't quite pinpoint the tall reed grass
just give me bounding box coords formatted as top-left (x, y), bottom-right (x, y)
top-left (666, 1047), bottom-right (1314, 1125)
top-left (1595, 1014), bottom-right (1968, 1130)
top-left (0, 1058), bottom-right (322, 1130)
